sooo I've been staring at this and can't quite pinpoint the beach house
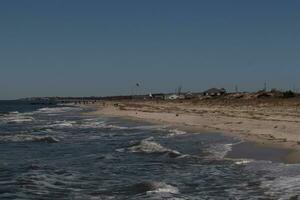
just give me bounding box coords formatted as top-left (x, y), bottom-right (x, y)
top-left (203, 88), bottom-right (226, 97)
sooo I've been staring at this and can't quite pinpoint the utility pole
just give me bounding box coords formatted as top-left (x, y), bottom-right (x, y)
top-left (264, 81), bottom-right (267, 92)
top-left (235, 85), bottom-right (239, 93)
top-left (293, 84), bottom-right (295, 92)
top-left (178, 85), bottom-right (182, 95)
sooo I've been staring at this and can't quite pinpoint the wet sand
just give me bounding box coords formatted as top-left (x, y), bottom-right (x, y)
top-left (227, 142), bottom-right (300, 164)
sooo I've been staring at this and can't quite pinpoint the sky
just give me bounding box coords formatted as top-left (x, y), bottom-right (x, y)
top-left (0, 0), bottom-right (300, 99)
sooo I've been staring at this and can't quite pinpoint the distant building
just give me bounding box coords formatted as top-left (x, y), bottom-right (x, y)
top-left (183, 91), bottom-right (194, 99)
top-left (183, 91), bottom-right (203, 99)
top-left (167, 94), bottom-right (180, 100)
top-left (203, 88), bottom-right (226, 97)
top-left (165, 94), bottom-right (185, 100)
top-left (152, 93), bottom-right (166, 100)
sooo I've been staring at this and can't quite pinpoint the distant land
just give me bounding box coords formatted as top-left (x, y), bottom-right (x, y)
top-left (19, 87), bottom-right (299, 105)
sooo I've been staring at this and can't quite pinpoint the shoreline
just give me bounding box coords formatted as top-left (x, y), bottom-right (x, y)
top-left (81, 100), bottom-right (300, 163)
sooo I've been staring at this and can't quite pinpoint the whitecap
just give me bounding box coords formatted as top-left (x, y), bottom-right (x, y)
top-left (133, 125), bottom-right (169, 131)
top-left (48, 120), bottom-right (76, 128)
top-left (9, 111), bottom-right (19, 114)
top-left (0, 112), bottom-right (35, 123)
top-left (16, 167), bottom-right (80, 196)
top-left (78, 120), bottom-right (130, 130)
top-left (166, 129), bottom-right (187, 137)
top-left (234, 159), bottom-right (253, 165)
top-left (102, 124), bottom-right (129, 130)
top-left (0, 135), bottom-right (59, 143)
top-left (7, 117), bottom-right (34, 123)
top-left (36, 107), bottom-right (82, 114)
top-left (261, 175), bottom-right (300, 199)
top-left (130, 181), bottom-right (179, 195)
top-left (146, 182), bottom-right (179, 195)
top-left (242, 160), bottom-right (300, 199)
top-left (117, 137), bottom-right (181, 157)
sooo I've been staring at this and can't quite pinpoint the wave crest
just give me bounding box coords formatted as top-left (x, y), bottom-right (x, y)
top-left (0, 112), bottom-right (34, 124)
top-left (130, 181), bottom-right (179, 195)
top-left (117, 137), bottom-right (181, 158)
top-left (0, 135), bottom-right (59, 143)
top-left (36, 107), bottom-right (82, 114)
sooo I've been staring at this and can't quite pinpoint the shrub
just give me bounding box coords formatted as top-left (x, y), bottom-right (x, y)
top-left (283, 90), bottom-right (295, 98)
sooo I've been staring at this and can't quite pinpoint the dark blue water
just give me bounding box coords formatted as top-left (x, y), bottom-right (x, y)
top-left (0, 101), bottom-right (300, 199)
top-left (0, 100), bottom-right (51, 114)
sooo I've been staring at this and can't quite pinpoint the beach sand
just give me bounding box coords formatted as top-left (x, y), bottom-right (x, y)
top-left (83, 99), bottom-right (300, 162)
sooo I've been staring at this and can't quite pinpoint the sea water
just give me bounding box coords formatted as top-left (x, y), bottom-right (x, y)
top-left (0, 101), bottom-right (300, 199)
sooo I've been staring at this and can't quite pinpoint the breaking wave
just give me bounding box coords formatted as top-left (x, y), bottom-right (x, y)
top-left (15, 164), bottom-right (81, 198)
top-left (129, 181), bottom-right (179, 195)
top-left (2, 101), bottom-right (300, 199)
top-left (241, 161), bottom-right (300, 199)
top-left (77, 119), bottom-right (179, 134)
top-left (117, 137), bottom-right (182, 158)
top-left (36, 107), bottom-right (82, 114)
top-left (234, 159), bottom-right (253, 165)
top-left (165, 129), bottom-right (187, 137)
top-left (96, 124), bottom-right (129, 130)
top-left (0, 111), bottom-right (35, 124)
top-left (78, 119), bottom-right (129, 130)
top-left (0, 106), bottom-right (82, 124)
top-left (48, 120), bottom-right (76, 128)
top-left (261, 175), bottom-right (300, 199)
top-left (0, 135), bottom-right (59, 143)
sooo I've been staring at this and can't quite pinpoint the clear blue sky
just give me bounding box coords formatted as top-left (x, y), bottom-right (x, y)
top-left (0, 0), bottom-right (300, 99)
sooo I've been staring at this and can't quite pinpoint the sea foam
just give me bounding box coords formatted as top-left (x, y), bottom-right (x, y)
top-left (0, 112), bottom-right (35, 124)
top-left (0, 135), bottom-right (59, 143)
top-left (206, 143), bottom-right (234, 159)
top-left (129, 181), bottom-right (179, 195)
top-left (117, 137), bottom-right (182, 157)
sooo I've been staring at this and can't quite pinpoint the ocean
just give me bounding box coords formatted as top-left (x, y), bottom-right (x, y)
top-left (0, 100), bottom-right (300, 199)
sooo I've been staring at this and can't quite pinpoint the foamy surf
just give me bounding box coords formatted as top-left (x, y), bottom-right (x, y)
top-left (83, 123), bottom-right (129, 130)
top-left (48, 120), bottom-right (76, 128)
top-left (0, 135), bottom-right (59, 143)
top-left (128, 181), bottom-right (179, 195)
top-left (205, 143), bottom-right (234, 159)
top-left (16, 165), bottom-right (81, 197)
top-left (165, 129), bottom-right (187, 137)
top-left (145, 182), bottom-right (179, 195)
top-left (36, 107), bottom-right (82, 114)
top-left (234, 159), bottom-right (253, 165)
top-left (239, 160), bottom-right (300, 199)
top-left (1, 101), bottom-right (299, 199)
top-left (79, 119), bottom-right (170, 132)
top-left (0, 112), bottom-right (35, 124)
top-left (261, 176), bottom-right (300, 199)
top-left (117, 137), bottom-right (182, 157)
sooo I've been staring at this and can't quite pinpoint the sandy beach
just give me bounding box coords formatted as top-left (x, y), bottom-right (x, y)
top-left (86, 98), bottom-right (300, 152)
